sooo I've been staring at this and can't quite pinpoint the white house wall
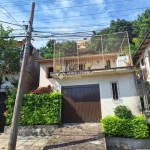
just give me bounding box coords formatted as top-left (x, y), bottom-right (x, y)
top-left (39, 65), bottom-right (141, 117)
top-left (0, 74), bottom-right (19, 92)
top-left (143, 49), bottom-right (150, 80)
top-left (39, 63), bottom-right (54, 87)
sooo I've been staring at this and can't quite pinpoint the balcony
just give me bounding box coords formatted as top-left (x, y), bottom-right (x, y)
top-left (52, 32), bottom-right (132, 73)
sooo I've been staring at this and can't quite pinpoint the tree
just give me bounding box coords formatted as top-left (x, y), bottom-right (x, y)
top-left (38, 39), bottom-right (55, 59)
top-left (38, 40), bottom-right (77, 58)
top-left (55, 41), bottom-right (77, 56)
top-left (0, 24), bottom-right (20, 89)
top-left (0, 24), bottom-right (20, 75)
top-left (132, 9), bottom-right (150, 43)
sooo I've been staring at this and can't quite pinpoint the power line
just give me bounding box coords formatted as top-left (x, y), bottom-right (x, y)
top-left (31, 24), bottom-right (150, 30)
top-left (0, 0), bottom-right (71, 6)
top-left (31, 7), bottom-right (150, 21)
top-left (0, 5), bottom-right (148, 15)
top-left (0, 0), bottom-right (133, 9)
top-left (0, 20), bottom-right (22, 26)
top-left (33, 13), bottom-right (140, 23)
top-left (0, 7), bottom-right (146, 24)
top-left (0, 5), bottom-right (25, 31)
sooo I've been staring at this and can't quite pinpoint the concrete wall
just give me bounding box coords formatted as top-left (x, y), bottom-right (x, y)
top-left (39, 64), bottom-right (141, 118)
top-left (106, 137), bottom-right (150, 149)
top-left (4, 125), bottom-right (58, 136)
top-left (23, 49), bottom-right (42, 94)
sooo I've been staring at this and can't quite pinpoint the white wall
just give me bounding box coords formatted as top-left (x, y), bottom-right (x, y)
top-left (0, 74), bottom-right (19, 92)
top-left (141, 49), bottom-right (150, 81)
top-left (39, 66), bottom-right (141, 118)
top-left (39, 63), bottom-right (54, 87)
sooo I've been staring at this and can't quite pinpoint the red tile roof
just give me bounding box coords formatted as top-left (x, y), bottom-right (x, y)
top-left (31, 85), bottom-right (53, 94)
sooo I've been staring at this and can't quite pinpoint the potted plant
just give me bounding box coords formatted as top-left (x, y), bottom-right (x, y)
top-left (69, 63), bottom-right (75, 70)
top-left (124, 58), bottom-right (131, 66)
top-left (55, 65), bottom-right (62, 72)
top-left (87, 62), bottom-right (93, 69)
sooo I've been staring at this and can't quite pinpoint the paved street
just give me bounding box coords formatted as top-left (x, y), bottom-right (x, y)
top-left (0, 134), bottom-right (50, 150)
top-left (0, 123), bottom-right (106, 150)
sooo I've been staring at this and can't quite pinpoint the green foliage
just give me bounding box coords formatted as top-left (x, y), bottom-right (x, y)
top-left (132, 9), bottom-right (150, 44)
top-left (6, 92), bottom-right (62, 125)
top-left (38, 39), bottom-right (77, 59)
top-left (114, 105), bottom-right (133, 119)
top-left (101, 115), bottom-right (149, 139)
top-left (145, 81), bottom-right (150, 94)
top-left (0, 24), bottom-right (20, 75)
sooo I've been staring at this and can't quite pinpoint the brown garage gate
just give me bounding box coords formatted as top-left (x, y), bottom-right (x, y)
top-left (61, 84), bottom-right (101, 123)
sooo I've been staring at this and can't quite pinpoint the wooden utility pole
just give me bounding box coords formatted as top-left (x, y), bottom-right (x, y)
top-left (7, 2), bottom-right (35, 150)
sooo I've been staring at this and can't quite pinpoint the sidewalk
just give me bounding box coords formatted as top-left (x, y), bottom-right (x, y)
top-left (0, 133), bottom-right (50, 150)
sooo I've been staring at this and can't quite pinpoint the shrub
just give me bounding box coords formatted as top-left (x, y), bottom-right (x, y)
top-left (101, 115), bottom-right (149, 139)
top-left (5, 92), bottom-right (62, 125)
top-left (114, 105), bottom-right (133, 119)
top-left (131, 116), bottom-right (149, 139)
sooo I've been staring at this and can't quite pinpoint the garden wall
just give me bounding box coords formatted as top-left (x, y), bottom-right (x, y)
top-left (4, 125), bottom-right (58, 136)
top-left (106, 137), bottom-right (150, 149)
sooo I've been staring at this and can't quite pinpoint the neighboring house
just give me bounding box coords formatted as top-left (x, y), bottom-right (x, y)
top-left (77, 39), bottom-right (90, 53)
top-left (35, 32), bottom-right (141, 123)
top-left (132, 29), bottom-right (150, 110)
top-left (133, 30), bottom-right (150, 82)
top-left (0, 42), bottom-right (42, 131)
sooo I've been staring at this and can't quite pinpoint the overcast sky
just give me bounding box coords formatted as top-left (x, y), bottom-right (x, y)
top-left (0, 0), bottom-right (150, 48)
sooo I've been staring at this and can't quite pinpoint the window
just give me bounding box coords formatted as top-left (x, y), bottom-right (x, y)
top-left (141, 57), bottom-right (144, 66)
top-left (46, 67), bottom-right (53, 78)
top-left (105, 60), bottom-right (111, 68)
top-left (111, 82), bottom-right (119, 100)
top-left (79, 64), bottom-right (85, 70)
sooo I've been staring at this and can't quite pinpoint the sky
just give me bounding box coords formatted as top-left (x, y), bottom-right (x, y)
top-left (0, 0), bottom-right (150, 49)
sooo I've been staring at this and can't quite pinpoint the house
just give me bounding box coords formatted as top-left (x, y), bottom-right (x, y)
top-left (35, 32), bottom-right (141, 123)
top-left (133, 30), bottom-right (150, 81)
top-left (132, 29), bottom-right (150, 111)
top-left (0, 42), bottom-right (42, 131)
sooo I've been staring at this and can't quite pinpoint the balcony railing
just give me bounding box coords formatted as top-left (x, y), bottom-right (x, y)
top-left (53, 52), bottom-right (132, 72)
top-left (53, 32), bottom-right (132, 72)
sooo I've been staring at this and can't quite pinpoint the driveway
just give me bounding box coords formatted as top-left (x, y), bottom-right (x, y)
top-left (43, 123), bottom-right (106, 150)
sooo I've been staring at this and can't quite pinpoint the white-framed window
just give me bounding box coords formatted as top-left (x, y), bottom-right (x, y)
top-left (110, 81), bottom-right (119, 100)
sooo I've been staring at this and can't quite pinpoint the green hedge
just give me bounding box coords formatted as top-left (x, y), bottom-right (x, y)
top-left (6, 92), bottom-right (62, 125)
top-left (101, 115), bottom-right (149, 139)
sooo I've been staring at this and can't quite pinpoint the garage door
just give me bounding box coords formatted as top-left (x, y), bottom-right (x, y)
top-left (61, 84), bottom-right (101, 123)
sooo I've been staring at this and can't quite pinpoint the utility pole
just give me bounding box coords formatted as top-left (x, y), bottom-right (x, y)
top-left (7, 2), bottom-right (35, 150)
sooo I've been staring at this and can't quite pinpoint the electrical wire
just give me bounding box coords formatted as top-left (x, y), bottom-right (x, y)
top-left (0, 5), bottom-right (25, 31)
top-left (0, 20), bottom-right (22, 26)
top-left (0, 5), bottom-right (149, 16)
top-left (0, 0), bottom-right (133, 8)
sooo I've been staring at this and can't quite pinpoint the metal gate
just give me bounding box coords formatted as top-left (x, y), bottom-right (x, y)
top-left (0, 92), bottom-right (6, 132)
top-left (61, 84), bottom-right (101, 123)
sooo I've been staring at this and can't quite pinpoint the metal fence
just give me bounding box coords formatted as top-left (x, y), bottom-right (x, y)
top-left (53, 32), bottom-right (132, 72)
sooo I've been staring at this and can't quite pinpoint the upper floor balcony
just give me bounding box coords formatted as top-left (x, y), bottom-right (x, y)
top-left (53, 32), bottom-right (132, 73)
